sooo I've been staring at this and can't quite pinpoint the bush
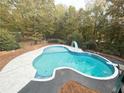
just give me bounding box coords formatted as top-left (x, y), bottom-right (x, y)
top-left (48, 39), bottom-right (65, 44)
top-left (0, 29), bottom-right (20, 51)
top-left (30, 32), bottom-right (43, 44)
top-left (81, 41), bottom-right (97, 50)
top-left (66, 31), bottom-right (83, 47)
top-left (14, 32), bottom-right (22, 42)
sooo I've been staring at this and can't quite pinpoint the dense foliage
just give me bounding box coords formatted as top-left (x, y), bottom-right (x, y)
top-left (0, 29), bottom-right (20, 51)
top-left (0, 0), bottom-right (124, 57)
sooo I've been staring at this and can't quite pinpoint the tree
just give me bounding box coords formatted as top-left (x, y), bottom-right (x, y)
top-left (0, 0), bottom-right (123, 58)
top-left (104, 0), bottom-right (124, 56)
top-left (0, 0), bottom-right (56, 40)
top-left (58, 6), bottom-right (79, 43)
top-left (0, 29), bottom-right (20, 51)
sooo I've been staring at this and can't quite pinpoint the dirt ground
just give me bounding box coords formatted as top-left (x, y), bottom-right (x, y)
top-left (0, 41), bottom-right (124, 71)
top-left (0, 41), bottom-right (49, 71)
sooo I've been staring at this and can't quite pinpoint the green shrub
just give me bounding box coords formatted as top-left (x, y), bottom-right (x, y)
top-left (48, 39), bottom-right (65, 44)
top-left (0, 29), bottom-right (20, 51)
top-left (82, 41), bottom-right (97, 50)
top-left (14, 32), bottom-right (22, 42)
top-left (67, 31), bottom-right (83, 47)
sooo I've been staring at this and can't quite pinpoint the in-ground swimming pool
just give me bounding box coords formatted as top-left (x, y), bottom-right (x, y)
top-left (33, 45), bottom-right (118, 81)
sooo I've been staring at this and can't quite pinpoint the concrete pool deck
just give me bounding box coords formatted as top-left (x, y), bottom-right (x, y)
top-left (0, 45), bottom-right (123, 93)
top-left (0, 44), bottom-right (82, 93)
top-left (0, 48), bottom-right (43, 93)
top-left (18, 69), bottom-right (117, 93)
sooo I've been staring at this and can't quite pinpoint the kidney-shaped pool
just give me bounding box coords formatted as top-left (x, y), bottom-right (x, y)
top-left (33, 45), bottom-right (118, 81)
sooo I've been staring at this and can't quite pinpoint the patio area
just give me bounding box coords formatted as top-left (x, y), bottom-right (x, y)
top-left (0, 46), bottom-right (124, 93)
top-left (18, 69), bottom-right (118, 93)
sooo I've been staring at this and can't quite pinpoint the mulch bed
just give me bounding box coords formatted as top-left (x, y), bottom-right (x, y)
top-left (0, 41), bottom-right (49, 71)
top-left (59, 80), bottom-right (100, 93)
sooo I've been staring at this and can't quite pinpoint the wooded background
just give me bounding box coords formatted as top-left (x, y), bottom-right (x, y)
top-left (0, 0), bottom-right (124, 58)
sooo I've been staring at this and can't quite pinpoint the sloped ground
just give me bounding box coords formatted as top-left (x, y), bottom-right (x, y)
top-left (0, 42), bottom-right (124, 93)
top-left (0, 42), bottom-right (123, 71)
top-left (0, 41), bottom-right (48, 70)
top-left (0, 41), bottom-right (49, 93)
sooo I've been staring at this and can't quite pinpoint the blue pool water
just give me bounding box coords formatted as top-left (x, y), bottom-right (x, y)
top-left (33, 46), bottom-right (115, 79)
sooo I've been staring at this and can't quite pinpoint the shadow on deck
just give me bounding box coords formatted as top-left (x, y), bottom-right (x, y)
top-left (18, 68), bottom-right (118, 93)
